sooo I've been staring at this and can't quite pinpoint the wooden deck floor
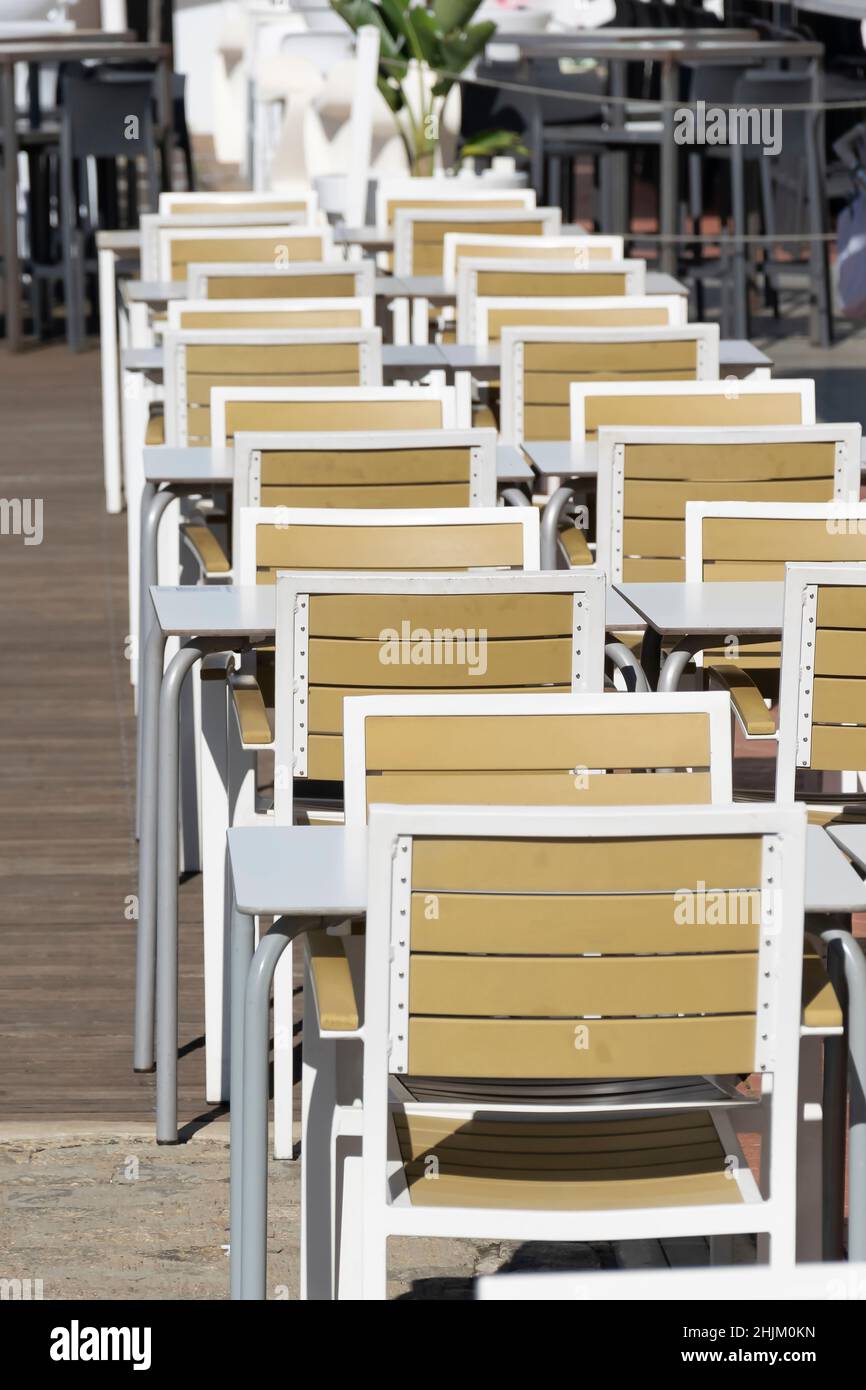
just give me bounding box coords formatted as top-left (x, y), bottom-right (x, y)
top-left (0, 344), bottom-right (211, 1126)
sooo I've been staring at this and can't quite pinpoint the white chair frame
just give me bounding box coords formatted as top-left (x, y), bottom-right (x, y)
top-left (185, 259), bottom-right (375, 301)
top-left (500, 324), bottom-right (720, 446)
top-left (471, 293), bottom-right (687, 349)
top-left (210, 381), bottom-right (463, 450)
top-left (442, 232), bottom-right (625, 293)
top-left (596, 424), bottom-right (863, 584)
top-left (570, 379), bottom-right (818, 469)
top-left (157, 223), bottom-right (337, 282)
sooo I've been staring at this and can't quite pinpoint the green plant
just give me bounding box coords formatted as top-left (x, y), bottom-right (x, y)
top-left (329, 0), bottom-right (521, 175)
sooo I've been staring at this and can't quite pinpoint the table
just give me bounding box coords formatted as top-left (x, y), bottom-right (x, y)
top-left (140, 577), bottom-right (644, 1142)
top-left (614, 580), bottom-right (784, 689)
top-left (826, 825), bottom-right (866, 877)
top-left (226, 814), bottom-right (866, 1297)
top-left (439, 339), bottom-right (772, 382)
top-left (522, 438), bottom-right (866, 483)
top-left (0, 40), bottom-right (173, 350)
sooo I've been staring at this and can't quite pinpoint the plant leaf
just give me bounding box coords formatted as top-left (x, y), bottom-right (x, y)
top-left (407, 7), bottom-right (445, 68)
top-left (433, 0), bottom-right (486, 35)
top-left (459, 127), bottom-right (529, 158)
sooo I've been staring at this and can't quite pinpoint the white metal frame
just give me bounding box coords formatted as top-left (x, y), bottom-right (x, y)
top-left (232, 427), bottom-right (499, 541)
top-left (596, 424), bottom-right (863, 584)
top-left (684, 499), bottom-right (866, 584)
top-left (500, 324), bottom-right (720, 446)
top-left (210, 382), bottom-right (463, 449)
top-left (375, 178), bottom-right (536, 233)
top-left (477, 1262), bottom-right (866, 1300)
top-left (570, 379), bottom-right (818, 469)
top-left (140, 211), bottom-right (316, 280)
top-left (458, 257), bottom-right (647, 352)
top-left (776, 561), bottom-right (866, 802)
top-left (162, 329), bottom-right (383, 446)
top-left (472, 293), bottom-right (687, 349)
top-left (349, 800), bottom-right (806, 1298)
top-left (164, 297), bottom-right (375, 332)
top-left (185, 259), bottom-right (375, 301)
top-left (156, 223), bottom-right (337, 282)
top-left (393, 207), bottom-right (559, 278)
top-left (341, 689), bottom-right (734, 825)
top-left (442, 232), bottom-right (625, 292)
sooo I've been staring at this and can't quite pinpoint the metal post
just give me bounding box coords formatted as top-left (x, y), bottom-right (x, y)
top-left (659, 59), bottom-right (678, 277)
top-left (136, 485), bottom-right (175, 837)
top-left (229, 897), bottom-right (255, 1300)
top-left (540, 485), bottom-right (579, 570)
top-left (134, 620), bottom-right (166, 1073)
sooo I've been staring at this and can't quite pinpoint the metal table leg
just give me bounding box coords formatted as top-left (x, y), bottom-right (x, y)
top-left (229, 895), bottom-right (255, 1300)
top-left (134, 619), bottom-right (167, 1073)
top-left (136, 485), bottom-right (175, 838)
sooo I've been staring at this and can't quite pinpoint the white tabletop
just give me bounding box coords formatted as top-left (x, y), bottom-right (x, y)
top-left (523, 439), bottom-right (866, 478)
top-left (126, 280), bottom-right (186, 303)
top-left (150, 581), bottom-right (639, 637)
top-left (227, 821), bottom-right (866, 918)
top-left (613, 581), bottom-right (784, 637)
top-left (143, 443), bottom-right (533, 486)
top-left (826, 824), bottom-right (866, 877)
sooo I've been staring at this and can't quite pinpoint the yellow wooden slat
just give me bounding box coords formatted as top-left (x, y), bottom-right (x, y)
top-left (224, 399), bottom-right (443, 436)
top-left (400, 1166), bottom-right (744, 1211)
top-left (407, 1014), bottom-right (756, 1078)
top-left (410, 888), bottom-right (758, 954)
top-left (364, 711), bottom-right (712, 772)
top-left (178, 309), bottom-right (363, 329)
top-left (308, 636), bottom-right (570, 686)
top-left (488, 306), bottom-right (669, 339)
top-left (185, 343), bottom-right (361, 373)
top-left (584, 393), bottom-right (804, 435)
top-left (411, 834), bottom-right (761, 893)
top-left (366, 769), bottom-right (712, 808)
top-left (815, 629), bottom-right (866, 678)
top-left (701, 517), bottom-right (866, 563)
top-left (205, 274), bottom-right (356, 298)
top-left (525, 342), bottom-right (698, 373)
top-left (817, 586), bottom-right (866, 629)
top-left (308, 934), bottom-right (359, 1031)
top-left (810, 724), bottom-right (866, 771)
top-left (309, 685), bottom-right (561, 735)
top-left (260, 482), bottom-right (470, 508)
top-left (308, 592), bottom-right (573, 639)
top-left (261, 447), bottom-right (471, 485)
top-left (478, 271), bottom-right (629, 297)
top-left (622, 440), bottom-right (836, 481)
top-left (187, 372), bottom-right (359, 404)
top-left (409, 952), bottom-right (758, 1018)
top-left (812, 676), bottom-right (866, 723)
top-left (625, 477), bottom-right (833, 517)
top-left (255, 522), bottom-right (525, 572)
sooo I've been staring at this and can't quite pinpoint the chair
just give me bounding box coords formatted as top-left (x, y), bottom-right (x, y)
top-left (200, 522), bottom-right (547, 1110)
top-left (158, 191), bottom-right (319, 219)
top-left (208, 382), bottom-right (464, 451)
top-left (442, 233), bottom-right (625, 293)
top-left (185, 260), bottom-right (375, 302)
top-left (776, 562), bottom-right (866, 812)
top-left (457, 258), bottom-right (648, 349)
top-left (596, 424), bottom-right (863, 583)
top-left (57, 71), bottom-right (158, 349)
top-left (139, 211), bottom-right (317, 280)
top-left (376, 179), bottom-right (535, 235)
top-left (570, 379), bottom-right (817, 467)
top-left (315, 799), bottom-right (808, 1297)
top-left (158, 224), bottom-right (335, 283)
top-left (684, 502), bottom-right (866, 732)
top-left (472, 295), bottom-right (687, 350)
top-left (500, 325), bottom-right (720, 445)
top-left (160, 328), bottom-right (383, 447)
top-left (392, 206), bottom-right (561, 279)
top-left (164, 298), bottom-right (374, 332)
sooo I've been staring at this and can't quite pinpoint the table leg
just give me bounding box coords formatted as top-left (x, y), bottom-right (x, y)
top-left (659, 58), bottom-right (678, 278)
top-left (639, 625), bottom-right (663, 690)
top-left (99, 249), bottom-right (124, 513)
top-left (657, 636), bottom-right (706, 692)
top-left (540, 485), bottom-right (579, 571)
top-left (238, 918), bottom-right (318, 1301)
top-left (1, 63), bottom-right (22, 350)
top-left (136, 486), bottom-right (176, 835)
top-left (229, 895), bottom-right (255, 1299)
top-left (156, 638), bottom-right (233, 1142)
top-left (134, 620), bottom-right (166, 1073)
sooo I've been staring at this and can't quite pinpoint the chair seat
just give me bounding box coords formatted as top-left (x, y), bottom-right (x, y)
top-left (393, 1109), bottom-right (745, 1211)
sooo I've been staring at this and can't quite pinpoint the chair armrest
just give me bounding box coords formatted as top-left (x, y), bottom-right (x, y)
top-left (180, 521), bottom-right (231, 577)
top-left (228, 673), bottom-right (272, 745)
top-left (706, 663), bottom-right (776, 737)
top-left (308, 933), bottom-right (360, 1031)
top-left (559, 527), bottom-right (594, 567)
top-left (802, 953), bottom-right (843, 1030)
top-left (145, 407), bottom-right (164, 446)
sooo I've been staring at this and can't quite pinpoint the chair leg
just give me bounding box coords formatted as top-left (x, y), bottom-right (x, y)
top-left (300, 958), bottom-right (338, 1300)
top-left (709, 1234), bottom-right (734, 1265)
top-left (272, 948), bottom-right (295, 1159)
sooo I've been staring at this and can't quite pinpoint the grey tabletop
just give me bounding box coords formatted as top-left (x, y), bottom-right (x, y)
top-left (96, 228), bottom-right (142, 252)
top-left (522, 436), bottom-right (866, 480)
top-left (125, 280), bottom-right (186, 303)
top-left (143, 443), bottom-right (532, 485)
top-left (150, 580), bottom-right (639, 637)
top-left (439, 339), bottom-right (771, 375)
top-left (613, 581), bottom-right (785, 636)
top-left (826, 825), bottom-right (866, 876)
top-left (226, 821), bottom-right (866, 919)
top-left (385, 270), bottom-right (690, 300)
